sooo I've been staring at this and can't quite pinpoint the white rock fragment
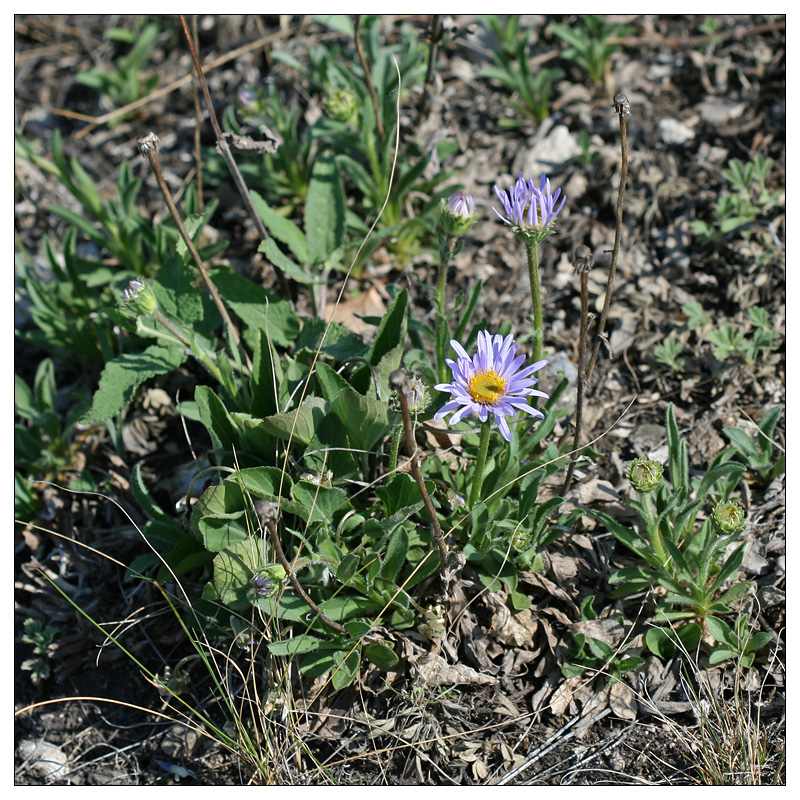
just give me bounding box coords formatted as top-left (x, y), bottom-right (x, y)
top-left (657, 117), bottom-right (695, 145)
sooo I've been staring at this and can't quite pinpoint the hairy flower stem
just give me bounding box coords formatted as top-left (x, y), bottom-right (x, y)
top-left (525, 241), bottom-right (544, 368)
top-left (138, 133), bottom-right (253, 373)
top-left (562, 250), bottom-right (592, 495)
top-left (264, 516), bottom-right (347, 635)
top-left (388, 420), bottom-right (403, 474)
top-left (390, 370), bottom-right (448, 581)
top-left (150, 309), bottom-right (224, 385)
top-left (435, 234), bottom-right (458, 384)
top-left (468, 419), bottom-right (492, 510)
top-left (638, 491), bottom-right (668, 567)
top-left (587, 93), bottom-right (629, 382)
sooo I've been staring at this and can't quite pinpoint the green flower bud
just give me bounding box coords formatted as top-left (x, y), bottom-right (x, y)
top-left (119, 279), bottom-right (158, 318)
top-left (627, 458), bottom-right (664, 493)
top-left (325, 87), bottom-right (359, 123)
top-left (250, 564), bottom-right (287, 598)
top-left (510, 528), bottom-right (533, 553)
top-left (712, 499), bottom-right (746, 534)
top-left (440, 191), bottom-right (478, 237)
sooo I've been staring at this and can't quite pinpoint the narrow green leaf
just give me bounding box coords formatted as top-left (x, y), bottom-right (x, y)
top-left (249, 190), bottom-right (309, 264)
top-left (131, 462), bottom-right (172, 523)
top-left (196, 385), bottom-right (240, 452)
top-left (380, 526), bottom-right (409, 584)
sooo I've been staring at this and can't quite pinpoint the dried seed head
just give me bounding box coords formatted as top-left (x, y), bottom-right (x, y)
top-left (137, 132), bottom-right (160, 156)
top-left (254, 500), bottom-right (281, 525)
top-left (613, 92), bottom-right (631, 119)
top-left (573, 245), bottom-right (594, 273)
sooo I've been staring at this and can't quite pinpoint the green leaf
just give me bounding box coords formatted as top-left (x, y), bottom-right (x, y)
top-left (510, 590), bottom-right (531, 611)
top-left (209, 269), bottom-right (299, 349)
top-left (747, 631), bottom-right (773, 653)
top-left (591, 510), bottom-right (656, 564)
top-left (336, 553), bottom-right (360, 585)
top-left (152, 255), bottom-right (211, 330)
top-left (708, 647), bottom-right (737, 666)
top-left (14, 373), bottom-right (36, 420)
top-left (705, 616), bottom-right (735, 647)
top-left (210, 536), bottom-right (270, 606)
top-left (131, 462), bottom-right (172, 523)
top-left (250, 190), bottom-right (309, 264)
top-left (314, 361), bottom-right (350, 405)
top-left (258, 239), bottom-right (316, 285)
top-left (305, 149), bottom-right (345, 264)
top-left (257, 396), bottom-right (328, 446)
top-left (299, 650), bottom-right (337, 678)
top-left (296, 316), bottom-right (368, 361)
top-left (196, 385), bottom-right (240, 452)
top-left (364, 641), bottom-right (399, 671)
top-left (380, 526), bottom-right (409, 583)
top-left (267, 635), bottom-right (329, 658)
top-left (587, 638), bottom-right (614, 661)
top-left (332, 648), bottom-right (360, 690)
top-left (291, 481), bottom-right (350, 522)
top-left (708, 544), bottom-right (746, 594)
top-left (714, 580), bottom-right (752, 608)
top-left (319, 596), bottom-right (382, 622)
top-left (330, 387), bottom-right (392, 452)
top-left (250, 328), bottom-right (283, 418)
top-left (233, 466), bottom-right (289, 500)
top-left (197, 516), bottom-right (249, 553)
top-left (375, 474), bottom-right (422, 517)
top-left (81, 345), bottom-right (187, 424)
top-left (351, 289), bottom-right (408, 395)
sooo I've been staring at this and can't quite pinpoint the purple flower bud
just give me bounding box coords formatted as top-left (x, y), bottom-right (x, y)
top-left (440, 191), bottom-right (478, 236)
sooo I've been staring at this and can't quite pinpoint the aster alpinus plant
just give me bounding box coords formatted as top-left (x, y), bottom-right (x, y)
top-left (592, 405), bottom-right (751, 629)
top-left (493, 172), bottom-right (566, 366)
top-left (435, 330), bottom-right (548, 508)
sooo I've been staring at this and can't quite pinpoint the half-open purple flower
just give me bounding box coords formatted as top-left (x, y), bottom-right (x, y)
top-left (493, 172), bottom-right (566, 244)
top-left (440, 190), bottom-right (478, 236)
top-left (434, 331), bottom-right (549, 442)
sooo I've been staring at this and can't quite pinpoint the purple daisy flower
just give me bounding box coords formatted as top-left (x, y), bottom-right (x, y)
top-left (434, 331), bottom-right (549, 442)
top-left (493, 172), bottom-right (566, 243)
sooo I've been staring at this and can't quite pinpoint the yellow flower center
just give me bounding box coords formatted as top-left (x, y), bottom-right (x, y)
top-left (468, 370), bottom-right (507, 405)
top-left (522, 203), bottom-right (543, 229)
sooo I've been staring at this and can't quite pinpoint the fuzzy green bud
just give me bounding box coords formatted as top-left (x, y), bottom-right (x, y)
top-left (250, 564), bottom-right (287, 598)
top-left (119, 279), bottom-right (158, 318)
top-left (325, 87), bottom-right (359, 123)
top-left (627, 458), bottom-right (664, 493)
top-left (440, 191), bottom-right (478, 237)
top-left (510, 528), bottom-right (533, 553)
top-left (712, 499), bottom-right (746, 534)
